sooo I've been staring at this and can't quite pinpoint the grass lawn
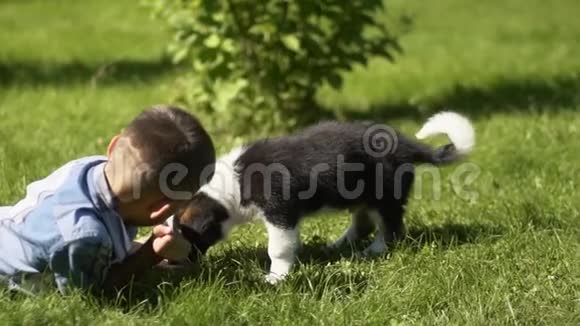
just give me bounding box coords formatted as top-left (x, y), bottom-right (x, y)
top-left (1, 0), bottom-right (579, 324)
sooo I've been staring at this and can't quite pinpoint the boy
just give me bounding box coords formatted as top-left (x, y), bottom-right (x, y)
top-left (0, 105), bottom-right (215, 295)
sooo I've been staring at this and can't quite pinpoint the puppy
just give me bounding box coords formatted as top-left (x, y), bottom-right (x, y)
top-left (175, 112), bottom-right (475, 283)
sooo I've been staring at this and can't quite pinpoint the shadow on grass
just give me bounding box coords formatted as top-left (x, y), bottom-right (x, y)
top-left (294, 222), bottom-right (505, 262)
top-left (0, 59), bottom-right (182, 87)
top-left (317, 73), bottom-right (580, 124)
top-left (106, 222), bottom-right (504, 309)
top-left (436, 75), bottom-right (580, 115)
top-left (205, 222), bottom-right (503, 275)
top-left (403, 222), bottom-right (504, 251)
top-left (2, 57), bottom-right (578, 118)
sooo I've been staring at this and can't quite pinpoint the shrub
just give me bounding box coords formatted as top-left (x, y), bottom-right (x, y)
top-left (148, 0), bottom-right (400, 132)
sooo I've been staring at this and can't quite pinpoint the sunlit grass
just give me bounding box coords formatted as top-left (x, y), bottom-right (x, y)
top-left (0, 0), bottom-right (579, 324)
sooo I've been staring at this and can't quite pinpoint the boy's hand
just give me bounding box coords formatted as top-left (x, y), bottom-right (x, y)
top-left (103, 225), bottom-right (191, 294)
top-left (152, 225), bottom-right (191, 261)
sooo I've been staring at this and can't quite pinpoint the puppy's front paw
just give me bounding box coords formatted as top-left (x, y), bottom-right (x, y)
top-left (264, 273), bottom-right (286, 285)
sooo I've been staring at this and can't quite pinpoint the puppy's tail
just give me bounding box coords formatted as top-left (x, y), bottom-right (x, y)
top-left (414, 111), bottom-right (475, 164)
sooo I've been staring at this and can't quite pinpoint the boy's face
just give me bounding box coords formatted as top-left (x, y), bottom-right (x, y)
top-left (119, 190), bottom-right (184, 226)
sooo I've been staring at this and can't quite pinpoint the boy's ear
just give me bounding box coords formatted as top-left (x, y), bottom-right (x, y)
top-left (107, 135), bottom-right (121, 157)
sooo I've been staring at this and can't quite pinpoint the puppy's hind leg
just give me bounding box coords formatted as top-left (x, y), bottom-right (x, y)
top-left (361, 210), bottom-right (389, 256)
top-left (264, 220), bottom-right (300, 284)
top-left (382, 168), bottom-right (413, 244)
top-left (361, 171), bottom-right (412, 256)
top-left (361, 205), bottom-right (407, 256)
top-left (328, 208), bottom-right (375, 249)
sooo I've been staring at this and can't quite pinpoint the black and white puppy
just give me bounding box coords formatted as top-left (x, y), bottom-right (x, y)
top-left (175, 112), bottom-right (475, 283)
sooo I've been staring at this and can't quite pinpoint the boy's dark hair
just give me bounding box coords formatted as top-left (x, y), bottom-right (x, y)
top-left (113, 105), bottom-right (215, 196)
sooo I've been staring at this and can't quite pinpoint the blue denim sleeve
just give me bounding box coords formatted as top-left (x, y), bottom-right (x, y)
top-left (50, 237), bottom-right (111, 294)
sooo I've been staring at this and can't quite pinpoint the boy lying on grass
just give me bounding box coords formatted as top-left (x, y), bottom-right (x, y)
top-left (0, 106), bottom-right (215, 295)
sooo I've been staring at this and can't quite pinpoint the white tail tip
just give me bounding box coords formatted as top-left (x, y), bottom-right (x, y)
top-left (416, 111), bottom-right (475, 155)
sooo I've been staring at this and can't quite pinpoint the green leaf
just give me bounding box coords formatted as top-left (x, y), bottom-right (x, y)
top-left (214, 78), bottom-right (249, 112)
top-left (172, 47), bottom-right (189, 63)
top-left (249, 23), bottom-right (276, 36)
top-left (221, 39), bottom-right (236, 53)
top-left (204, 34), bottom-right (221, 48)
top-left (281, 34), bottom-right (301, 52)
top-left (212, 12), bottom-right (225, 22)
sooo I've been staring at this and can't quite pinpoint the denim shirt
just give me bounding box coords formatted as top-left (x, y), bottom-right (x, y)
top-left (0, 156), bottom-right (138, 294)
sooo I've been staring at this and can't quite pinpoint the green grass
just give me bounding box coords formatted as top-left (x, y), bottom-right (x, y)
top-left (1, 0), bottom-right (579, 324)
